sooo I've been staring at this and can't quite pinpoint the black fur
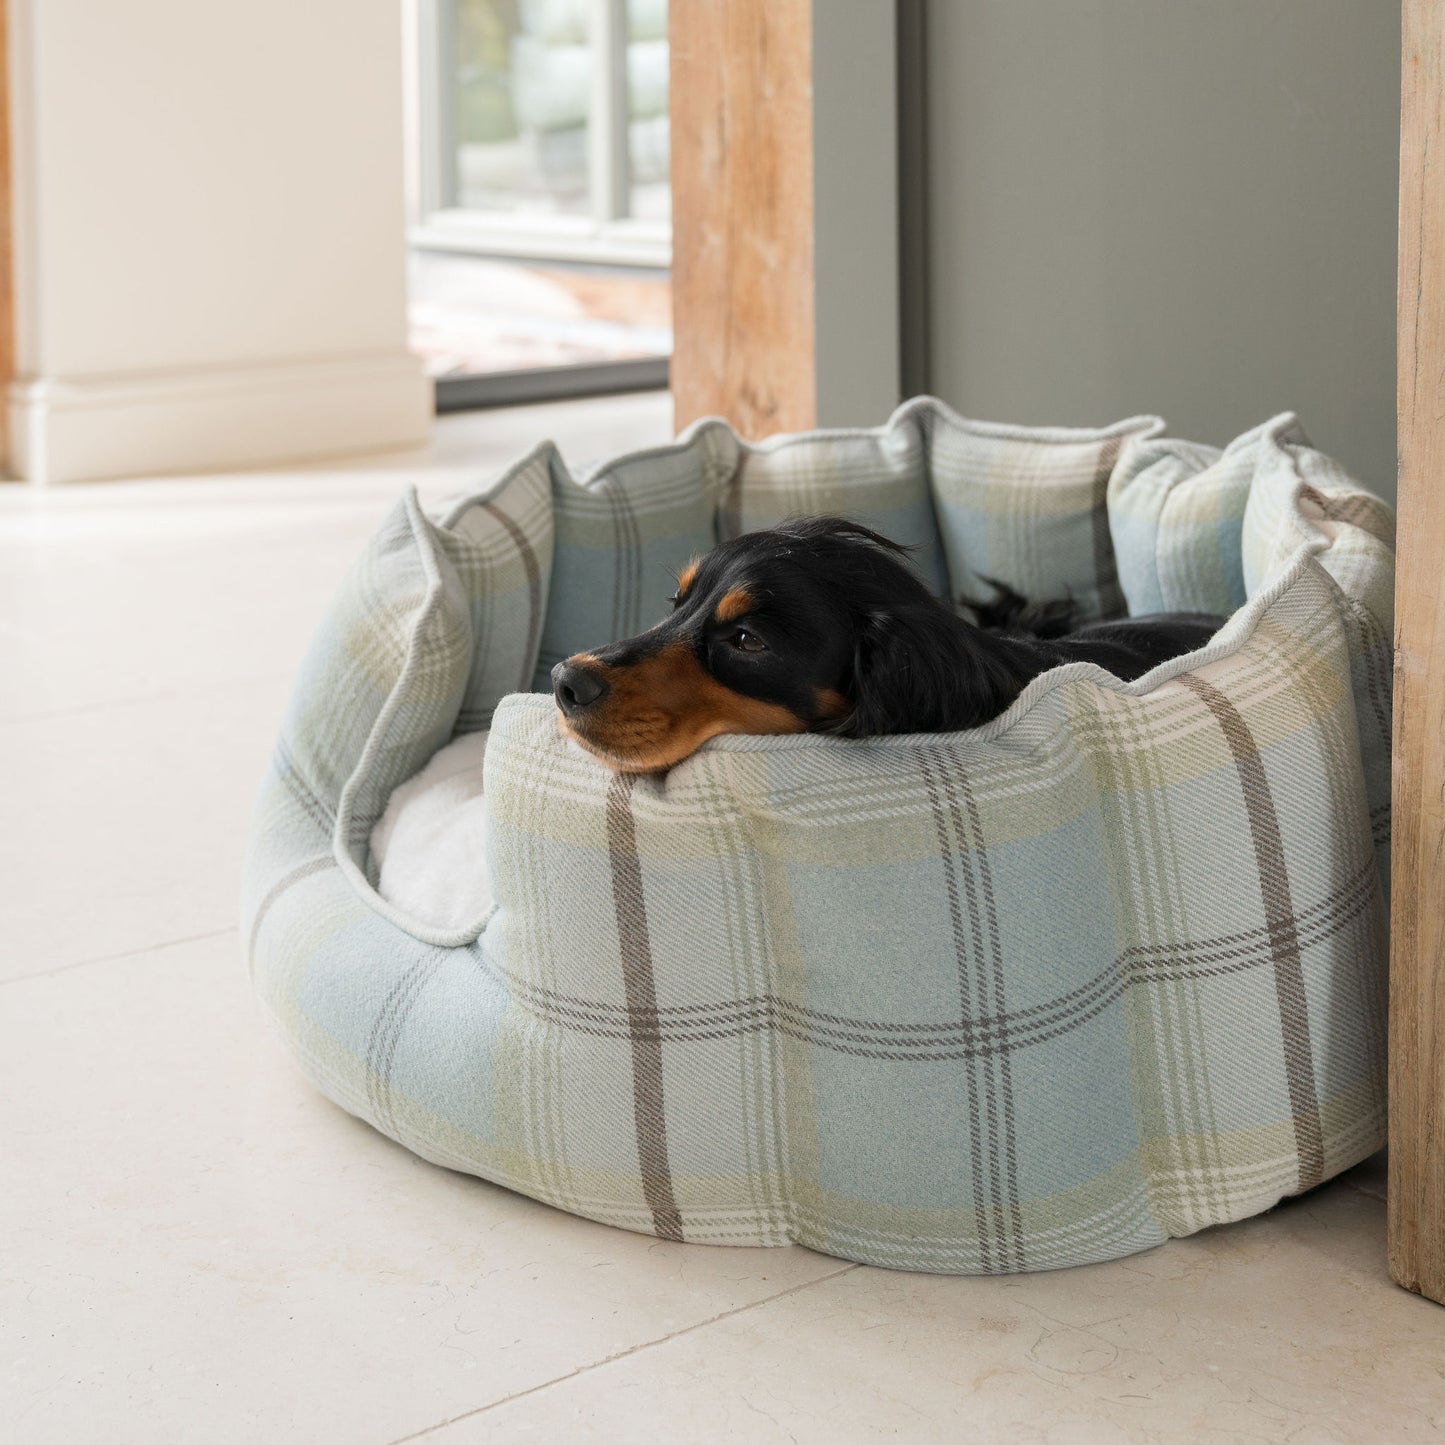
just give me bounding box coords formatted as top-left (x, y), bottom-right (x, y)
top-left (966, 577), bottom-right (1077, 638)
top-left (560, 515), bottom-right (1223, 748)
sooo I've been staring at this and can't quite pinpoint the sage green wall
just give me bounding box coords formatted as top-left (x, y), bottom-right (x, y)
top-left (922, 1), bottom-right (1399, 500)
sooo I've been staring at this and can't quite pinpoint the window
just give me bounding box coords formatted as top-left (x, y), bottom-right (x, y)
top-left (408, 0), bottom-right (671, 401)
top-left (413, 0), bottom-right (670, 269)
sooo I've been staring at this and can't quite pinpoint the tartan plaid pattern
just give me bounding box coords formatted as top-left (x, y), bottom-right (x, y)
top-left (1108, 425), bottom-right (1265, 618)
top-left (530, 423), bottom-right (738, 692)
top-left (719, 416), bottom-right (951, 596)
top-left (926, 408), bottom-right (1166, 622)
top-left (532, 399), bottom-right (1172, 692)
top-left (440, 446), bottom-right (556, 733)
top-left (243, 400), bottom-right (1393, 1273)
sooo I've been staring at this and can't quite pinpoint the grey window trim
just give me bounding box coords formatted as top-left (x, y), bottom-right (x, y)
top-left (435, 356), bottom-right (669, 412)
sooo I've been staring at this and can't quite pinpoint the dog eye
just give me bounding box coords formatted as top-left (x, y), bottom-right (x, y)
top-left (668, 592), bottom-right (682, 610)
top-left (730, 628), bottom-right (767, 654)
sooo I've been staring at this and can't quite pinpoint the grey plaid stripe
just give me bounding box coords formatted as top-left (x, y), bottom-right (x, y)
top-left (366, 951), bottom-right (448, 1139)
top-left (1179, 672), bottom-right (1326, 1191)
top-left (604, 478), bottom-right (643, 641)
top-left (605, 773), bottom-right (685, 1242)
top-left (481, 850), bottom-right (1377, 1057)
top-left (273, 739), bottom-right (337, 835)
top-left (917, 745), bottom-right (995, 1262)
top-left (245, 852), bottom-right (334, 979)
top-left (950, 752), bottom-right (1022, 1271)
top-left (916, 743), bottom-right (1024, 1271)
top-left (719, 455), bottom-right (748, 539)
top-left (475, 499), bottom-right (544, 694)
top-left (1091, 436), bottom-right (1127, 619)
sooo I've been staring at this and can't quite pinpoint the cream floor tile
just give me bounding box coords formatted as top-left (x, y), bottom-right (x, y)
top-left (0, 527), bottom-right (374, 722)
top-left (1, 932), bottom-right (847, 1445)
top-left (445, 1177), bottom-right (1443, 1445)
top-left (0, 676), bottom-right (291, 980)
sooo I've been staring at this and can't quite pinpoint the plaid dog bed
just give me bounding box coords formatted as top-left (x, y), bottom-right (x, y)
top-left (242, 398), bottom-right (1393, 1273)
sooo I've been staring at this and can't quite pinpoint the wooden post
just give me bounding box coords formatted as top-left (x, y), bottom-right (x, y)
top-left (668, 0), bottom-right (901, 438)
top-left (669, 0), bottom-right (818, 436)
top-left (1391, 0), bottom-right (1445, 1306)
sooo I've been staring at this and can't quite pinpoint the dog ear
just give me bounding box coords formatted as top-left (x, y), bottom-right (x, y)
top-left (837, 605), bottom-right (1029, 737)
top-left (837, 606), bottom-right (952, 736)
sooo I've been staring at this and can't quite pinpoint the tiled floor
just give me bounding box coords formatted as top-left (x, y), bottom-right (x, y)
top-left (3, 393), bottom-right (1441, 1445)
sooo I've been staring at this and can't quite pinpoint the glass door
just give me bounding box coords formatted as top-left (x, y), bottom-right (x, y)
top-left (409, 0), bottom-right (672, 406)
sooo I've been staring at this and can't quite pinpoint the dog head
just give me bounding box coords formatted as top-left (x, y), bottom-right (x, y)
top-left (550, 517), bottom-right (969, 772)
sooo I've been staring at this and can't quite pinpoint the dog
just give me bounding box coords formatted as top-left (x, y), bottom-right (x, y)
top-left (551, 516), bottom-right (1222, 773)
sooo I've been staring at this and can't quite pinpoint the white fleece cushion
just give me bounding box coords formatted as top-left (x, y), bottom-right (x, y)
top-left (370, 730), bottom-right (491, 931)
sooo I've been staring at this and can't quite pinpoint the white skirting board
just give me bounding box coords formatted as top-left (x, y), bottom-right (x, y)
top-left (6, 350), bottom-right (433, 485)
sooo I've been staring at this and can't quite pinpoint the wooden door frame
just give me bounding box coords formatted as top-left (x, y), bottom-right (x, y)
top-left (1391, 0), bottom-right (1445, 1308)
top-left (668, 0), bottom-right (904, 437)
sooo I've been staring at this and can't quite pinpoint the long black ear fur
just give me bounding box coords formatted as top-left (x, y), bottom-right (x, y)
top-left (837, 602), bottom-right (1035, 737)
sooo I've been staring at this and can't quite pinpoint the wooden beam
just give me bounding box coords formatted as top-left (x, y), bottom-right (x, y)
top-left (668, 1), bottom-right (901, 438)
top-left (1391, 0), bottom-right (1445, 1307)
top-left (669, 0), bottom-right (817, 437)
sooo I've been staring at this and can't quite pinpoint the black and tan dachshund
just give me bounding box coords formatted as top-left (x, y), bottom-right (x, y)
top-left (552, 517), bottom-right (1222, 773)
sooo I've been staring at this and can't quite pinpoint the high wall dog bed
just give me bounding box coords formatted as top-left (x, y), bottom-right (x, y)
top-left (242, 398), bottom-right (1394, 1274)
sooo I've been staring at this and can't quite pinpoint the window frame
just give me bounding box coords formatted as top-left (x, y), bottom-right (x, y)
top-left (413, 0), bottom-right (672, 269)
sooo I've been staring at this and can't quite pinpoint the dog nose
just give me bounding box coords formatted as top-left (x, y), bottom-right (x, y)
top-left (552, 659), bottom-right (609, 715)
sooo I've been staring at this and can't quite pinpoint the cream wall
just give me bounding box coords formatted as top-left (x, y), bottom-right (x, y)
top-left (7, 0), bottom-right (430, 483)
top-left (920, 1), bottom-right (1399, 501)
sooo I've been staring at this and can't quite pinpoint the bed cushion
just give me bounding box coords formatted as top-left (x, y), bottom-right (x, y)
top-left (243, 398), bottom-right (1393, 1273)
top-left (530, 424), bottom-right (738, 691)
top-left (927, 411), bottom-right (1165, 621)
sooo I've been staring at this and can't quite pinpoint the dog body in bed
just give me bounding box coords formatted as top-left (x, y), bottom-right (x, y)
top-left (551, 517), bottom-right (1222, 774)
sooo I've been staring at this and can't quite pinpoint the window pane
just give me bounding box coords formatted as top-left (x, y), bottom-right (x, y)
top-left (454, 0), bottom-right (594, 216)
top-left (627, 0), bottom-right (669, 222)
top-left (411, 0), bottom-right (673, 388)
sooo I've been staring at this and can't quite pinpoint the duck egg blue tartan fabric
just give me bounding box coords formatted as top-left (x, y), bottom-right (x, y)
top-left (242, 398), bottom-right (1394, 1274)
top-left (441, 446), bottom-right (555, 732)
top-left (924, 409), bottom-right (1166, 623)
top-left (531, 399), bottom-right (1177, 695)
top-left (719, 420), bottom-right (951, 597)
top-left (530, 424), bottom-right (738, 692)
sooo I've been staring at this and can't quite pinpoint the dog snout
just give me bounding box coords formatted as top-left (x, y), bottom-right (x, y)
top-left (552, 659), bottom-right (610, 716)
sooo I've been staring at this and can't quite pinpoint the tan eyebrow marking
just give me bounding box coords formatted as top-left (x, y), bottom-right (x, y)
top-left (715, 587), bottom-right (754, 624)
top-left (675, 559), bottom-right (700, 597)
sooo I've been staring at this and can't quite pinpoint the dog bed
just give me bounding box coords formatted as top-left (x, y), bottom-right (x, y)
top-left (242, 398), bottom-right (1393, 1273)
